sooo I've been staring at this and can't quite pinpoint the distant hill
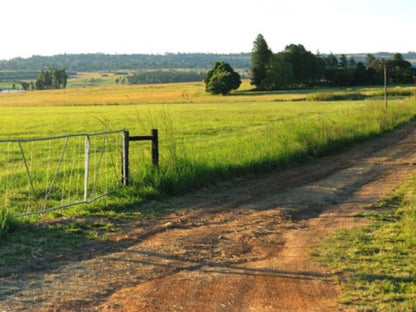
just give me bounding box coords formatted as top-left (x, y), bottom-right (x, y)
top-left (0, 53), bottom-right (252, 72)
top-left (0, 51), bottom-right (414, 74)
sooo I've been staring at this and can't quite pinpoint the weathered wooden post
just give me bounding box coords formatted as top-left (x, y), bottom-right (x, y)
top-left (122, 130), bottom-right (129, 186)
top-left (122, 129), bottom-right (158, 186)
top-left (151, 129), bottom-right (159, 168)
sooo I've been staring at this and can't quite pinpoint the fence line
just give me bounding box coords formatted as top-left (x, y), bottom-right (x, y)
top-left (0, 129), bottom-right (158, 217)
top-left (0, 129), bottom-right (125, 143)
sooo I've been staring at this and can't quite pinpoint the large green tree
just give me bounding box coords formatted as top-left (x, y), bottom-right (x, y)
top-left (204, 61), bottom-right (241, 95)
top-left (250, 34), bottom-right (272, 89)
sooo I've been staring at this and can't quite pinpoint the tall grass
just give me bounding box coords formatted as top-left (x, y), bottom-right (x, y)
top-left (303, 86), bottom-right (413, 102)
top-left (140, 99), bottom-right (416, 196)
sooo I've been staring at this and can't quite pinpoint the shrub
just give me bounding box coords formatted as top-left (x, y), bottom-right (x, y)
top-left (204, 61), bottom-right (241, 95)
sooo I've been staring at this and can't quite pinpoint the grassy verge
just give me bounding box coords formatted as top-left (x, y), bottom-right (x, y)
top-left (314, 174), bottom-right (416, 311)
top-left (138, 99), bottom-right (416, 197)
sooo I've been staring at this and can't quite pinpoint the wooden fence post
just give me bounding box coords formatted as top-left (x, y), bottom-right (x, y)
top-left (122, 129), bottom-right (158, 186)
top-left (151, 129), bottom-right (159, 168)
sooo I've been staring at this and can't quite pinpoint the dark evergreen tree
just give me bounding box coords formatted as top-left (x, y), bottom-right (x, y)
top-left (366, 54), bottom-right (377, 67)
top-left (339, 54), bottom-right (348, 68)
top-left (322, 53), bottom-right (339, 83)
top-left (250, 34), bottom-right (272, 89)
top-left (353, 62), bottom-right (368, 85)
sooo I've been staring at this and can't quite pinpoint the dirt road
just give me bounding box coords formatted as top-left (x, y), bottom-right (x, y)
top-left (2, 121), bottom-right (416, 311)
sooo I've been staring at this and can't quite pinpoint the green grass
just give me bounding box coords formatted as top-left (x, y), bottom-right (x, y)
top-left (314, 175), bottom-right (416, 311)
top-left (274, 86), bottom-right (415, 102)
top-left (1, 83), bottom-right (416, 218)
top-left (2, 98), bottom-right (414, 199)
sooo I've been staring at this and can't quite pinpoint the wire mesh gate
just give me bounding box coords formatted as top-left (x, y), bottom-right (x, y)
top-left (0, 129), bottom-right (158, 217)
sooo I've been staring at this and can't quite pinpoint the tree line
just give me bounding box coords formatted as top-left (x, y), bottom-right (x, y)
top-left (2, 39), bottom-right (414, 91)
top-left (2, 51), bottom-right (413, 76)
top-left (0, 53), bottom-right (251, 72)
top-left (251, 34), bottom-right (415, 90)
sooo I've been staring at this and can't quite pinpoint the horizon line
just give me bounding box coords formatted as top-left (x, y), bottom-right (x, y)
top-left (2, 50), bottom-right (416, 62)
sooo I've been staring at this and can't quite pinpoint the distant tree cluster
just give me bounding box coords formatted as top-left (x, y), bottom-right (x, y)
top-left (19, 68), bottom-right (68, 91)
top-left (126, 70), bottom-right (205, 84)
top-left (251, 34), bottom-right (415, 90)
top-left (323, 52), bottom-right (414, 86)
top-left (20, 81), bottom-right (35, 91)
top-left (34, 68), bottom-right (68, 90)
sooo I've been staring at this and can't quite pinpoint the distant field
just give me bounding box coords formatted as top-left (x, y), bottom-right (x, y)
top-left (1, 79), bottom-right (414, 107)
top-left (66, 72), bottom-right (130, 88)
top-left (0, 80), bottom-right (258, 106)
top-left (1, 81), bottom-right (414, 138)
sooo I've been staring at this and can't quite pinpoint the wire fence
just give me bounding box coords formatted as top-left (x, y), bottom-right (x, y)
top-left (0, 130), bottom-right (125, 217)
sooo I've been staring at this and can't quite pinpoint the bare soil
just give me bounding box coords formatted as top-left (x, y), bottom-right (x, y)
top-left (2, 121), bottom-right (416, 312)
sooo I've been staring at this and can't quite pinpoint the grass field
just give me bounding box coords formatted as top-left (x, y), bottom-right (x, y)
top-left (1, 81), bottom-right (416, 219)
top-left (2, 79), bottom-right (413, 106)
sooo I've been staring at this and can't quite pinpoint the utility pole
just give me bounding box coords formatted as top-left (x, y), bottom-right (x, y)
top-left (414, 72), bottom-right (416, 101)
top-left (384, 59), bottom-right (388, 111)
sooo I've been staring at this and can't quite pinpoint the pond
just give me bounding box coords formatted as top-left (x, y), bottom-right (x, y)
top-left (0, 89), bottom-right (25, 93)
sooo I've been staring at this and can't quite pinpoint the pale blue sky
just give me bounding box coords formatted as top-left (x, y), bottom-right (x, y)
top-left (1, 0), bottom-right (414, 60)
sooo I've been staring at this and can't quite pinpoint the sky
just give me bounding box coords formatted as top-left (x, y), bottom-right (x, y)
top-left (1, 0), bottom-right (415, 60)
